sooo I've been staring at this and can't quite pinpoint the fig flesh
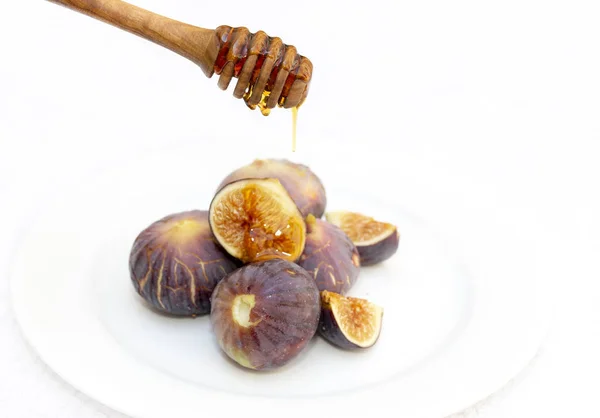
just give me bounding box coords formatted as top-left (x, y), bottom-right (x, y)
top-left (297, 214), bottom-right (360, 294)
top-left (325, 211), bottom-right (399, 266)
top-left (210, 259), bottom-right (321, 370)
top-left (217, 158), bottom-right (327, 218)
top-left (128, 210), bottom-right (241, 316)
top-left (209, 178), bottom-right (306, 263)
top-left (318, 290), bottom-right (383, 350)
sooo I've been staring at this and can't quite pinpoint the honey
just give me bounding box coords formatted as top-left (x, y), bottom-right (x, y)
top-left (243, 88), bottom-right (272, 116)
top-left (243, 88), bottom-right (300, 151)
top-left (292, 106), bottom-right (298, 152)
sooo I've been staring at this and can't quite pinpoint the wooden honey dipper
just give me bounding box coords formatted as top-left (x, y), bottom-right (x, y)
top-left (46, 0), bottom-right (313, 114)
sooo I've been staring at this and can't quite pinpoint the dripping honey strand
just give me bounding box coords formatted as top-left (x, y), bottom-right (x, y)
top-left (292, 107), bottom-right (298, 152)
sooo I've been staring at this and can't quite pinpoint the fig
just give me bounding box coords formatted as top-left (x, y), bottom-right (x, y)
top-left (209, 178), bottom-right (306, 264)
top-left (129, 210), bottom-right (241, 316)
top-left (217, 158), bottom-right (327, 218)
top-left (210, 259), bottom-right (321, 370)
top-left (297, 214), bottom-right (360, 294)
top-left (325, 211), bottom-right (400, 266)
top-left (318, 290), bottom-right (383, 350)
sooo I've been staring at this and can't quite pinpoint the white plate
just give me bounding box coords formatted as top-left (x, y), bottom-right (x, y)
top-left (10, 142), bottom-right (551, 418)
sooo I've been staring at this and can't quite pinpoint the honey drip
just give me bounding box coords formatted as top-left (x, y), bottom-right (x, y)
top-left (243, 88), bottom-right (271, 116)
top-left (292, 107), bottom-right (298, 152)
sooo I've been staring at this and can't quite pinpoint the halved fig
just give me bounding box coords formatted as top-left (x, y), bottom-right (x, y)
top-left (297, 214), bottom-right (360, 294)
top-left (325, 211), bottom-right (400, 266)
top-left (209, 178), bottom-right (306, 263)
top-left (128, 210), bottom-right (241, 316)
top-left (210, 259), bottom-right (321, 370)
top-left (217, 158), bottom-right (327, 218)
top-left (318, 290), bottom-right (383, 350)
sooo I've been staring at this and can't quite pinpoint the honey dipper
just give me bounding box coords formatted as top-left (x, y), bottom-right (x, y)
top-left (47, 0), bottom-right (313, 114)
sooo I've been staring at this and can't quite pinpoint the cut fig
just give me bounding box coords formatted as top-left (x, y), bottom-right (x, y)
top-left (325, 211), bottom-right (400, 266)
top-left (210, 259), bottom-right (321, 370)
top-left (217, 158), bottom-right (327, 218)
top-left (209, 178), bottom-right (306, 263)
top-left (318, 290), bottom-right (383, 350)
top-left (297, 214), bottom-right (360, 294)
top-left (128, 210), bottom-right (241, 316)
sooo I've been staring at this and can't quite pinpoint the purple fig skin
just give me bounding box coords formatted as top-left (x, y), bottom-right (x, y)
top-left (210, 259), bottom-right (321, 370)
top-left (217, 159), bottom-right (327, 218)
top-left (297, 215), bottom-right (360, 295)
top-left (357, 229), bottom-right (400, 266)
top-left (129, 210), bottom-right (241, 317)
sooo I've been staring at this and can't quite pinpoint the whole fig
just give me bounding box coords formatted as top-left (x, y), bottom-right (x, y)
top-left (297, 215), bottom-right (360, 294)
top-left (210, 259), bottom-right (320, 370)
top-left (129, 210), bottom-right (241, 316)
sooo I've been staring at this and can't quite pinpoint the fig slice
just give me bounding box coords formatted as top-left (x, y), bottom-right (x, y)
top-left (209, 178), bottom-right (306, 263)
top-left (318, 290), bottom-right (383, 349)
top-left (325, 211), bottom-right (400, 266)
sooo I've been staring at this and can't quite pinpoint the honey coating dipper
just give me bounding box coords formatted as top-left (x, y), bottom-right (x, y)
top-left (47, 0), bottom-right (313, 114)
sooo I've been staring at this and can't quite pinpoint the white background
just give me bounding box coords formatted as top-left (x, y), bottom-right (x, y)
top-left (1, 0), bottom-right (599, 417)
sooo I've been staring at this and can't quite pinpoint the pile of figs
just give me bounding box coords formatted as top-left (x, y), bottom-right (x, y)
top-left (128, 158), bottom-right (400, 371)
